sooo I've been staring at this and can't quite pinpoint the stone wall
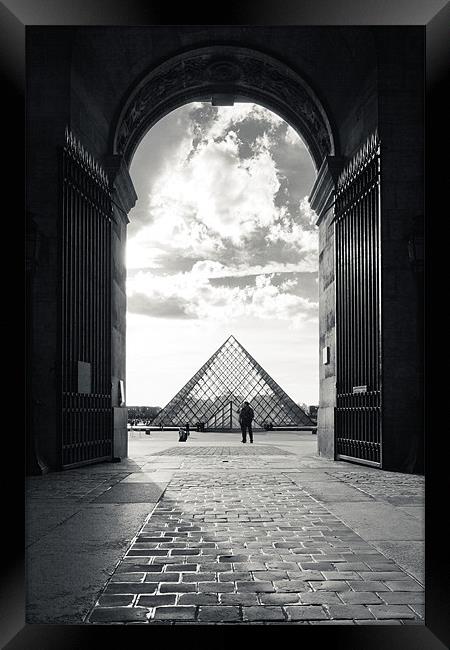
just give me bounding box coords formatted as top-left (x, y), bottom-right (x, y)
top-left (376, 29), bottom-right (424, 472)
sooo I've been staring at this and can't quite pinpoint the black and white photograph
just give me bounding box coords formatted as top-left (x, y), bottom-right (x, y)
top-left (2, 0), bottom-right (448, 646)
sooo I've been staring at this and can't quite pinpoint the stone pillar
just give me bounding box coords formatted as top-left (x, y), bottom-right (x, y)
top-left (103, 155), bottom-right (138, 459)
top-left (375, 29), bottom-right (424, 473)
top-left (309, 156), bottom-right (346, 460)
top-left (26, 29), bottom-right (72, 473)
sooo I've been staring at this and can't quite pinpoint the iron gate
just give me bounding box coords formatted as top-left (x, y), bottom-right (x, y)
top-left (334, 132), bottom-right (382, 466)
top-left (60, 128), bottom-right (113, 468)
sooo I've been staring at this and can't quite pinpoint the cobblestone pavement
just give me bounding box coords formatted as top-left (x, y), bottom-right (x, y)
top-left (26, 470), bottom-right (132, 504)
top-left (86, 443), bottom-right (424, 625)
top-left (326, 470), bottom-right (424, 504)
top-left (154, 445), bottom-right (294, 456)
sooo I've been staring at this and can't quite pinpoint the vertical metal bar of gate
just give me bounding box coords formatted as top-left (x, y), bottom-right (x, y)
top-left (60, 128), bottom-right (113, 468)
top-left (334, 132), bottom-right (381, 466)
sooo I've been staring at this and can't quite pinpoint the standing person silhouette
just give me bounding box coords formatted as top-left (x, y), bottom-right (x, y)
top-left (239, 401), bottom-right (254, 443)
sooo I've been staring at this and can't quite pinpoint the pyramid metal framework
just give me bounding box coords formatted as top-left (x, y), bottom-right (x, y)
top-left (153, 335), bottom-right (314, 429)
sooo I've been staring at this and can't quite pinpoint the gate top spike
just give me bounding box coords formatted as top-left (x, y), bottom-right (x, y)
top-left (64, 127), bottom-right (110, 189)
top-left (337, 129), bottom-right (380, 188)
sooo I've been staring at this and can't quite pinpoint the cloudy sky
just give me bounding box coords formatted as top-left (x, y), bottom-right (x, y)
top-left (126, 102), bottom-right (319, 408)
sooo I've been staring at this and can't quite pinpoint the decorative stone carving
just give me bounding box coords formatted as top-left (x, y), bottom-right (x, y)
top-left (103, 154), bottom-right (138, 220)
top-left (113, 46), bottom-right (334, 169)
top-left (309, 155), bottom-right (346, 225)
top-left (206, 59), bottom-right (242, 82)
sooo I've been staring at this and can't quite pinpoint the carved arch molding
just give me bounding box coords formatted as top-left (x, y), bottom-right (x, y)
top-left (112, 46), bottom-right (335, 170)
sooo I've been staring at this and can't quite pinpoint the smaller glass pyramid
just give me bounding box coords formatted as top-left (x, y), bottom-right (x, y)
top-left (152, 335), bottom-right (314, 430)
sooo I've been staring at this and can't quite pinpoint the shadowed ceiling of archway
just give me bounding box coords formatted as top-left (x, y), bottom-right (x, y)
top-left (113, 46), bottom-right (335, 170)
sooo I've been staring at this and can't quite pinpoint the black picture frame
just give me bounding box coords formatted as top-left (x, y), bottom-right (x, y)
top-left (4, 0), bottom-right (448, 647)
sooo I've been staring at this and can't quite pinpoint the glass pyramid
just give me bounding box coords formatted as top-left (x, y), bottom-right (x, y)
top-left (152, 335), bottom-right (314, 430)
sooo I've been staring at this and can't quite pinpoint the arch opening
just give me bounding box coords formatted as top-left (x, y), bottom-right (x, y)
top-left (125, 100), bottom-right (320, 430)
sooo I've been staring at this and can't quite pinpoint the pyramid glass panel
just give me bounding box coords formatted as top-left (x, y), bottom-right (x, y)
top-left (152, 335), bottom-right (314, 429)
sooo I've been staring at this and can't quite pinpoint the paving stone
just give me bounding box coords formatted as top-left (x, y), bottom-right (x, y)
top-left (233, 562), bottom-right (267, 571)
top-left (368, 605), bottom-right (417, 619)
top-left (90, 607), bottom-right (151, 623)
top-left (299, 562), bottom-right (335, 571)
top-left (338, 592), bottom-right (384, 605)
top-left (347, 581), bottom-right (390, 592)
top-left (153, 606), bottom-right (197, 620)
top-left (258, 593), bottom-right (302, 605)
top-left (137, 594), bottom-right (177, 606)
top-left (265, 562), bottom-right (299, 571)
top-left (159, 582), bottom-right (197, 593)
top-left (104, 582), bottom-right (158, 595)
top-left (310, 620), bottom-right (356, 625)
top-left (198, 606), bottom-right (241, 622)
top-left (384, 580), bottom-right (423, 592)
top-left (122, 556), bottom-right (151, 563)
top-left (178, 593), bottom-right (219, 605)
top-left (364, 562), bottom-right (398, 570)
top-left (285, 571), bottom-right (324, 581)
top-left (181, 572), bottom-right (217, 582)
top-left (311, 581), bottom-right (350, 592)
top-left (117, 563), bottom-right (154, 573)
top-left (355, 620), bottom-right (402, 625)
top-left (329, 562), bottom-right (369, 571)
top-left (358, 572), bottom-right (410, 580)
top-left (285, 606), bottom-right (330, 620)
top-left (144, 572), bottom-right (180, 582)
top-left (97, 594), bottom-right (135, 606)
top-left (200, 562), bottom-right (232, 572)
top-left (171, 549), bottom-right (201, 556)
top-left (252, 570), bottom-right (289, 581)
top-left (274, 580), bottom-right (314, 592)
top-left (198, 582), bottom-right (235, 593)
top-left (401, 620), bottom-right (426, 626)
top-left (409, 604), bottom-right (424, 618)
top-left (218, 572), bottom-right (252, 582)
top-left (242, 606), bottom-right (285, 621)
top-left (236, 581), bottom-right (275, 593)
top-left (326, 604), bottom-right (374, 620)
top-left (299, 592), bottom-right (343, 605)
top-left (165, 563), bottom-right (198, 572)
top-left (322, 571), bottom-right (361, 580)
top-left (127, 549), bottom-right (169, 556)
top-left (111, 573), bottom-right (146, 583)
top-left (219, 593), bottom-right (259, 606)
top-left (380, 592), bottom-right (424, 604)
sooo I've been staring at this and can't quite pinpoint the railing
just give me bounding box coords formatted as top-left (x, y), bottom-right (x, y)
top-left (334, 132), bottom-right (382, 466)
top-left (60, 128), bottom-right (113, 468)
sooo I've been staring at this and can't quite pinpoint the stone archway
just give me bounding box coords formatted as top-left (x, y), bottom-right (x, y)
top-left (106, 45), bottom-right (339, 463)
top-left (111, 45), bottom-right (336, 171)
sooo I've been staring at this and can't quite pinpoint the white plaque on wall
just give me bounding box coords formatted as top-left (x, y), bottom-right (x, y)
top-left (119, 379), bottom-right (125, 406)
top-left (78, 361), bottom-right (91, 394)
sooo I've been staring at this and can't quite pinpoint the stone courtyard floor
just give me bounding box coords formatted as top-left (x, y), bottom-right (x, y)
top-left (26, 431), bottom-right (424, 625)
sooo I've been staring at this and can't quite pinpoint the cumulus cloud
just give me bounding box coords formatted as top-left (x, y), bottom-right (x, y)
top-left (127, 267), bottom-right (317, 330)
top-left (126, 101), bottom-right (319, 330)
